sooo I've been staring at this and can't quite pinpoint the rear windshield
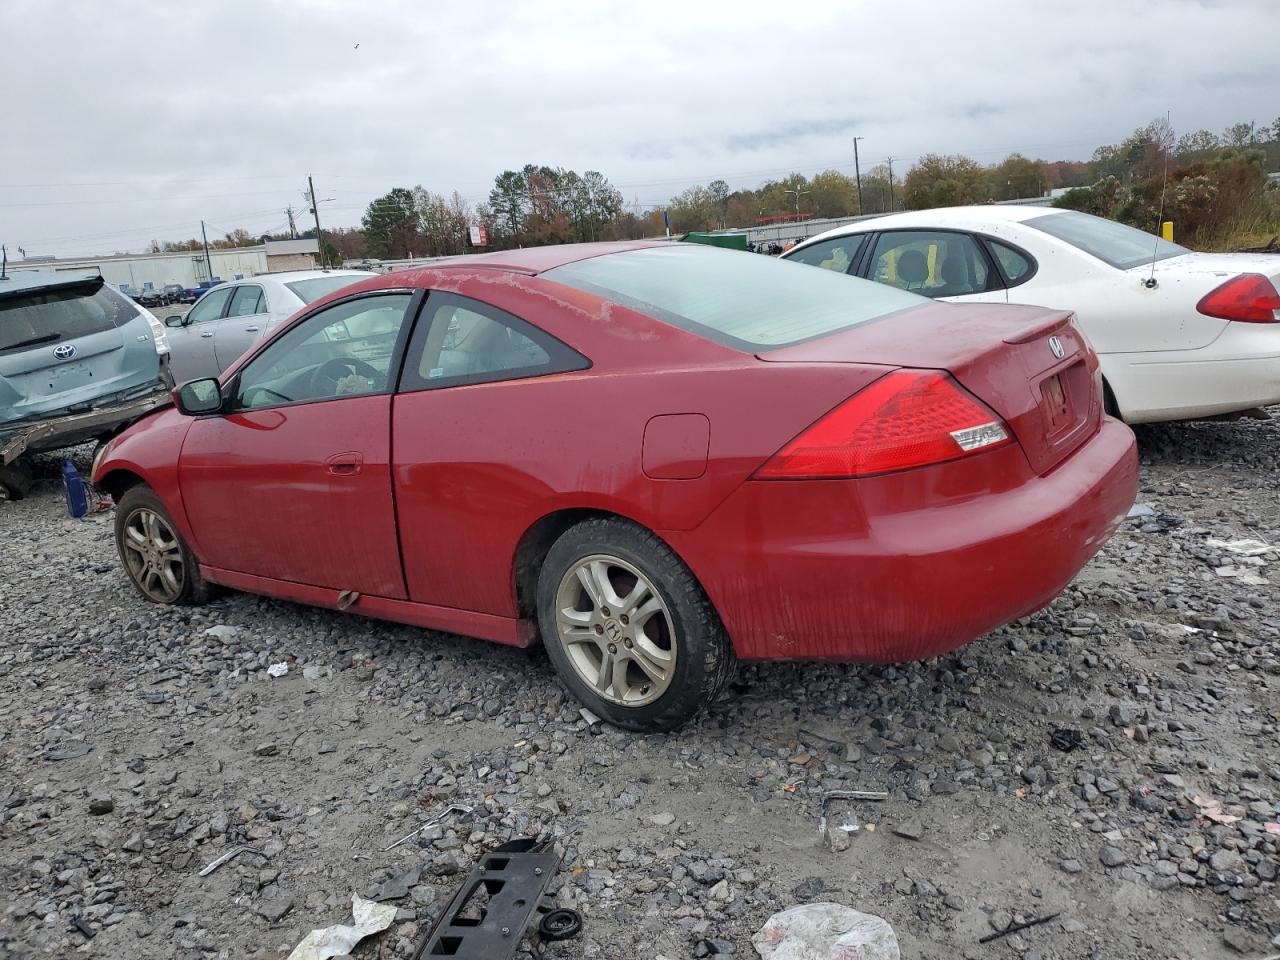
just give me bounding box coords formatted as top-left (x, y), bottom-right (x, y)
top-left (0, 281), bottom-right (139, 353)
top-left (284, 275), bottom-right (367, 304)
top-left (1025, 210), bottom-right (1188, 270)
top-left (543, 245), bottom-right (924, 350)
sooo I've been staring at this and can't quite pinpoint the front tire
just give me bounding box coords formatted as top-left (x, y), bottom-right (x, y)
top-left (0, 457), bottom-right (34, 501)
top-left (114, 485), bottom-right (211, 605)
top-left (536, 518), bottom-right (735, 732)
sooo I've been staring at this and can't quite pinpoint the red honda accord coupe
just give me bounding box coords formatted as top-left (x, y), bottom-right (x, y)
top-left (94, 242), bottom-right (1138, 730)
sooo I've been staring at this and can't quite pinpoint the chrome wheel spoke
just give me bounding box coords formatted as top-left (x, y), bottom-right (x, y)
top-left (628, 635), bottom-right (672, 683)
top-left (594, 648), bottom-right (614, 693)
top-left (631, 595), bottom-right (665, 628)
top-left (610, 653), bottom-right (631, 699)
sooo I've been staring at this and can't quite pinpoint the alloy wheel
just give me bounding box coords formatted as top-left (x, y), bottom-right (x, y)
top-left (554, 554), bottom-right (677, 707)
top-left (121, 508), bottom-right (185, 603)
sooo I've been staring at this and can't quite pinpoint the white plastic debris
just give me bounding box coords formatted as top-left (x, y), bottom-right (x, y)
top-left (1126, 504), bottom-right (1155, 518)
top-left (1205, 537), bottom-right (1272, 557)
top-left (1213, 565), bottom-right (1269, 586)
top-left (285, 894), bottom-right (397, 960)
top-left (753, 904), bottom-right (899, 960)
top-left (267, 662), bottom-right (289, 678)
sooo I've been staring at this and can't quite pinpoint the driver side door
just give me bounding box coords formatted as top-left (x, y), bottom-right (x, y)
top-left (178, 292), bottom-right (416, 598)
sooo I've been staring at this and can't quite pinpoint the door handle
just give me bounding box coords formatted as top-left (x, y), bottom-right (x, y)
top-left (244, 326), bottom-right (260, 333)
top-left (325, 451), bottom-right (363, 476)
top-left (200, 332), bottom-right (214, 338)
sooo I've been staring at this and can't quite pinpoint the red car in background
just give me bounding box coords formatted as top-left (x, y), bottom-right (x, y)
top-left (93, 242), bottom-right (1138, 730)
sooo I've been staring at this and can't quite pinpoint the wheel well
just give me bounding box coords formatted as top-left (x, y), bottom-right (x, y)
top-left (97, 468), bottom-right (146, 502)
top-left (1101, 377), bottom-right (1121, 420)
top-left (512, 508), bottom-right (632, 618)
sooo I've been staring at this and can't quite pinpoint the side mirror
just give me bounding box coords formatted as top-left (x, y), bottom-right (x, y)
top-left (174, 378), bottom-right (223, 416)
top-left (164, 316), bottom-right (185, 328)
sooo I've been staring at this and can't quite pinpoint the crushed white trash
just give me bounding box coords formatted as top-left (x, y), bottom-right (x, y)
top-left (1213, 565), bottom-right (1269, 586)
top-left (753, 903), bottom-right (899, 960)
top-left (1205, 537), bottom-right (1273, 557)
top-left (267, 662), bottom-right (289, 678)
top-left (1126, 504), bottom-right (1155, 518)
top-left (285, 893), bottom-right (397, 960)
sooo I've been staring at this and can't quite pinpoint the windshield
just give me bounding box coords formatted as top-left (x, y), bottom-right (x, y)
top-left (1025, 210), bottom-right (1188, 270)
top-left (0, 280), bottom-right (139, 353)
top-left (543, 245), bottom-right (924, 350)
top-left (284, 274), bottom-right (370, 304)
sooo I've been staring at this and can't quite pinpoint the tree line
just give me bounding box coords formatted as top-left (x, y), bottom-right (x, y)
top-left (140, 116), bottom-right (1280, 258)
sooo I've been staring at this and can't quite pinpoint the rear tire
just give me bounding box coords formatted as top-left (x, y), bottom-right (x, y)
top-left (114, 485), bottom-right (211, 605)
top-left (536, 518), bottom-right (735, 732)
top-left (0, 457), bottom-right (35, 501)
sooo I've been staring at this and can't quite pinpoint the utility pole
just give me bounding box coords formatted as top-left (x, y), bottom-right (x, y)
top-left (308, 175), bottom-right (327, 268)
top-left (885, 158), bottom-right (898, 212)
top-left (200, 220), bottom-right (213, 282)
top-left (852, 137), bottom-right (864, 214)
top-left (285, 204), bottom-right (298, 239)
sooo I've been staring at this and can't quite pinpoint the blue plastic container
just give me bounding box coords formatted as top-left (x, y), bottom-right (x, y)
top-left (62, 459), bottom-right (89, 518)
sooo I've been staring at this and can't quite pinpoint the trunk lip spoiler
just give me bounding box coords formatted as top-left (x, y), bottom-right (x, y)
top-left (1001, 310), bottom-right (1074, 345)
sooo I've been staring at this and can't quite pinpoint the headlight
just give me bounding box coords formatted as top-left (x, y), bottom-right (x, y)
top-left (91, 440), bottom-right (108, 482)
top-left (141, 308), bottom-right (170, 356)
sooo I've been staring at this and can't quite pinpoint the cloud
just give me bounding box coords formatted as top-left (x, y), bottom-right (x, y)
top-left (1, 0), bottom-right (1275, 254)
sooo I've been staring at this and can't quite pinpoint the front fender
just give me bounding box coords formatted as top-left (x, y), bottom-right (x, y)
top-left (93, 406), bottom-right (200, 552)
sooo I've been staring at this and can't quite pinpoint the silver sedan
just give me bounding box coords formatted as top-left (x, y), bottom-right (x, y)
top-left (162, 270), bottom-right (375, 383)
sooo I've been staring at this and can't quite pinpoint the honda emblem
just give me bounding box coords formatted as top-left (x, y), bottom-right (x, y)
top-left (1048, 335), bottom-right (1065, 359)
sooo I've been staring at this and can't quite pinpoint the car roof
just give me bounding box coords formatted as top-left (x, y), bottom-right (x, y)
top-left (0, 270), bottom-right (102, 296)
top-left (425, 241), bottom-right (670, 276)
top-left (226, 269), bottom-right (376, 287)
top-left (806, 205), bottom-right (1063, 242)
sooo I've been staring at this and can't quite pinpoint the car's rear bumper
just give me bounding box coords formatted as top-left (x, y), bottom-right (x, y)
top-left (0, 379), bottom-right (172, 465)
top-left (1102, 324), bottom-right (1280, 423)
top-left (666, 417), bottom-right (1138, 662)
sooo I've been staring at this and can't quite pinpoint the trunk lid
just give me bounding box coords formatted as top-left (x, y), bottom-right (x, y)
top-left (1146, 251), bottom-right (1280, 284)
top-left (758, 301), bottom-right (1102, 476)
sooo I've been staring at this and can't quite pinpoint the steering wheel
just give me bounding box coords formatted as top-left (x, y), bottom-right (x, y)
top-left (309, 356), bottom-right (381, 397)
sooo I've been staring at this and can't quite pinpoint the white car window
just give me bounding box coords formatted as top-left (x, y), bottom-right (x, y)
top-left (868, 231), bottom-right (990, 298)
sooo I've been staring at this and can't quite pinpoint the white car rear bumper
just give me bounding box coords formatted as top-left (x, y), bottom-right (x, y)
top-left (1103, 323), bottom-right (1280, 423)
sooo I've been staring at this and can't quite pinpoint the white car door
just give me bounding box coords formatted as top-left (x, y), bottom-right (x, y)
top-left (863, 230), bottom-right (1008, 305)
top-left (164, 286), bottom-right (233, 383)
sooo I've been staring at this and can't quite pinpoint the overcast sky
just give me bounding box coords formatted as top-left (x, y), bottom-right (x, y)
top-left (1, 0), bottom-right (1274, 257)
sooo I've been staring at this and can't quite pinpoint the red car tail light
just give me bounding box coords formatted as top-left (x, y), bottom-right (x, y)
top-left (1196, 273), bottom-right (1280, 323)
top-left (753, 369), bottom-right (1012, 479)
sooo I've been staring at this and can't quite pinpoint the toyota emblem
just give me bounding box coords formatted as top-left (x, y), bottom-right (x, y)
top-left (53, 343), bottom-right (77, 361)
top-left (1048, 335), bottom-right (1065, 360)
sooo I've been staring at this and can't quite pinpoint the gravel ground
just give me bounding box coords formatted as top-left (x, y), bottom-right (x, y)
top-left (1, 416), bottom-right (1279, 960)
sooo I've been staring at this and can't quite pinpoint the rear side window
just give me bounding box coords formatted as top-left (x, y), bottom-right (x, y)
top-left (986, 240), bottom-right (1034, 284)
top-left (0, 281), bottom-right (138, 353)
top-left (400, 293), bottom-right (587, 392)
top-left (544, 245), bottom-right (923, 350)
top-left (786, 236), bottom-right (865, 273)
top-left (226, 285), bottom-right (265, 317)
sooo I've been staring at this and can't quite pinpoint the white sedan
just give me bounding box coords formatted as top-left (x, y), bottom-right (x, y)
top-left (782, 206), bottom-right (1280, 423)
top-left (162, 269), bottom-right (375, 383)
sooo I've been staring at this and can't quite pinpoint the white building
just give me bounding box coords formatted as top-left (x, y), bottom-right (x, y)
top-left (4, 239), bottom-right (318, 293)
